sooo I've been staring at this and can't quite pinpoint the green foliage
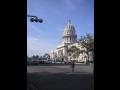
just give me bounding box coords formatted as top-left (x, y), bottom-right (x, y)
top-left (43, 53), bottom-right (50, 60)
top-left (68, 46), bottom-right (80, 60)
top-left (79, 33), bottom-right (94, 61)
top-left (79, 33), bottom-right (94, 52)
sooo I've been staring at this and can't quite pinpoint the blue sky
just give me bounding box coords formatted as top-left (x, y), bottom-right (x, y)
top-left (27, 0), bottom-right (94, 56)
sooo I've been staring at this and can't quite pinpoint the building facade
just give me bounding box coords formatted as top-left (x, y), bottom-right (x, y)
top-left (50, 20), bottom-right (93, 63)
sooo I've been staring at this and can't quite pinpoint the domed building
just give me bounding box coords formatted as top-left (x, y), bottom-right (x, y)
top-left (50, 20), bottom-right (93, 63)
top-left (62, 20), bottom-right (77, 44)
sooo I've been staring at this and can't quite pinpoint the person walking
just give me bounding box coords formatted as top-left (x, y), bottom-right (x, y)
top-left (71, 60), bottom-right (75, 72)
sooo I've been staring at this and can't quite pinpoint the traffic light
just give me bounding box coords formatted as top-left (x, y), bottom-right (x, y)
top-left (30, 18), bottom-right (35, 22)
top-left (38, 19), bottom-right (43, 23)
top-left (34, 18), bottom-right (39, 22)
top-left (28, 15), bottom-right (43, 23)
top-left (30, 17), bottom-right (43, 23)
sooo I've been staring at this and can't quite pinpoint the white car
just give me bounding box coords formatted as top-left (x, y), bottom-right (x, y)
top-left (55, 62), bottom-right (61, 64)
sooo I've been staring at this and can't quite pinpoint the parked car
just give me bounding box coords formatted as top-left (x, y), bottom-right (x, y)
top-left (55, 61), bottom-right (61, 64)
top-left (47, 60), bottom-right (54, 64)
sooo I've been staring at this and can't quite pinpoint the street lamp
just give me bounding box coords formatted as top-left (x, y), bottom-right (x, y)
top-left (27, 15), bottom-right (43, 23)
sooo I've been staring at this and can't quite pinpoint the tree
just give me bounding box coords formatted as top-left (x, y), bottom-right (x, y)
top-left (39, 56), bottom-right (43, 60)
top-left (79, 33), bottom-right (94, 63)
top-left (67, 47), bottom-right (73, 61)
top-left (53, 53), bottom-right (57, 62)
top-left (67, 46), bottom-right (80, 62)
top-left (43, 53), bottom-right (50, 61)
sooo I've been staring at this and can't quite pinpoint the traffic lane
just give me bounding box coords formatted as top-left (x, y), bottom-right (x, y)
top-left (27, 73), bottom-right (94, 90)
top-left (27, 65), bottom-right (93, 74)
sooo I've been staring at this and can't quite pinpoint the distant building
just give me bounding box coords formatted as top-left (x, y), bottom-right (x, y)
top-left (27, 57), bottom-right (32, 64)
top-left (50, 20), bottom-right (93, 63)
top-left (27, 56), bottom-right (39, 64)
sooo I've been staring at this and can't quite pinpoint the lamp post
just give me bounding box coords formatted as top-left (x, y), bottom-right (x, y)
top-left (27, 15), bottom-right (43, 23)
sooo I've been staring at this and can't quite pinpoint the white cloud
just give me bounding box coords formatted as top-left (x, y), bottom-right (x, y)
top-left (27, 36), bottom-right (57, 56)
top-left (27, 23), bottom-right (44, 34)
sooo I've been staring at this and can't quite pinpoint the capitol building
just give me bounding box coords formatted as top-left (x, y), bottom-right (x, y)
top-left (50, 20), bottom-right (93, 63)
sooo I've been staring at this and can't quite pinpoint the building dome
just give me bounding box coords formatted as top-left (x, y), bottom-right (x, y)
top-left (63, 20), bottom-right (75, 36)
top-left (62, 20), bottom-right (77, 44)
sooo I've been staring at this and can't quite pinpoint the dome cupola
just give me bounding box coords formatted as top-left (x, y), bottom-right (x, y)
top-left (63, 20), bottom-right (76, 36)
top-left (62, 20), bottom-right (77, 44)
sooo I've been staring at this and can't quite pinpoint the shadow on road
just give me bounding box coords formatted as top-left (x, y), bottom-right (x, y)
top-left (27, 73), bottom-right (94, 90)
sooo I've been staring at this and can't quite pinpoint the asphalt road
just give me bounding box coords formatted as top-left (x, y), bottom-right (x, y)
top-left (27, 65), bottom-right (94, 90)
top-left (27, 65), bottom-right (94, 74)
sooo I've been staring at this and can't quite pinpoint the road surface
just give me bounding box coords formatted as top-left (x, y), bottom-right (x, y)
top-left (27, 65), bottom-right (94, 90)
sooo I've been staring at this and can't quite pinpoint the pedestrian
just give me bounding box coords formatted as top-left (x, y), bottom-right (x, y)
top-left (71, 60), bottom-right (75, 72)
